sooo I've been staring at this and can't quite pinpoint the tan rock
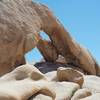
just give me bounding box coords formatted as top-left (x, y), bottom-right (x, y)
top-left (31, 82), bottom-right (79, 100)
top-left (79, 93), bottom-right (100, 100)
top-left (82, 75), bottom-right (100, 93)
top-left (33, 2), bottom-right (100, 76)
top-left (39, 4), bottom-right (99, 75)
top-left (0, 64), bottom-right (46, 81)
top-left (44, 67), bottom-right (85, 82)
top-left (57, 67), bottom-right (84, 86)
top-left (32, 94), bottom-right (52, 100)
top-left (0, 0), bottom-right (100, 77)
top-left (71, 67), bottom-right (87, 75)
top-left (0, 0), bottom-right (41, 76)
top-left (71, 88), bottom-right (92, 100)
top-left (37, 39), bottom-right (58, 62)
top-left (50, 82), bottom-right (79, 100)
top-left (0, 64), bottom-right (49, 100)
top-left (0, 64), bottom-right (80, 100)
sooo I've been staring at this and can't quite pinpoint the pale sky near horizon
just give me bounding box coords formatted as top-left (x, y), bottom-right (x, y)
top-left (25, 0), bottom-right (100, 64)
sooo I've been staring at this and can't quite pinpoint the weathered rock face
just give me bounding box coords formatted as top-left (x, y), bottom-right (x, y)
top-left (0, 0), bottom-right (100, 99)
top-left (82, 75), bottom-right (100, 93)
top-left (71, 88), bottom-right (92, 100)
top-left (0, 0), bottom-right (100, 76)
top-left (0, 0), bottom-right (42, 76)
top-left (1, 64), bottom-right (100, 100)
top-left (0, 64), bottom-right (80, 100)
top-left (37, 39), bottom-right (58, 62)
top-left (57, 67), bottom-right (84, 86)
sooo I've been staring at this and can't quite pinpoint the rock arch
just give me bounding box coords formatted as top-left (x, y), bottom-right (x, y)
top-left (0, 0), bottom-right (100, 76)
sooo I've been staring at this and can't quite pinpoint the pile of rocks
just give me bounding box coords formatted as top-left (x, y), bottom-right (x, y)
top-left (0, 64), bottom-right (100, 100)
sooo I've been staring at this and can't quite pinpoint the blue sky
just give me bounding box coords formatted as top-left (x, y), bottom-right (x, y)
top-left (25, 0), bottom-right (100, 64)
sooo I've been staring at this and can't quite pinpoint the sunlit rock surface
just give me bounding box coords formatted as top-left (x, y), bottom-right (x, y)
top-left (0, 0), bottom-right (100, 76)
top-left (0, 0), bottom-right (100, 99)
top-left (0, 64), bottom-right (79, 100)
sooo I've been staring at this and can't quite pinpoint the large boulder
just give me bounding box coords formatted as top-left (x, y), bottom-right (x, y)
top-left (0, 64), bottom-right (80, 100)
top-left (82, 75), bottom-right (100, 93)
top-left (0, 64), bottom-right (47, 100)
top-left (0, 0), bottom-right (42, 76)
top-left (57, 67), bottom-right (84, 86)
top-left (0, 0), bottom-right (100, 76)
top-left (31, 82), bottom-right (79, 100)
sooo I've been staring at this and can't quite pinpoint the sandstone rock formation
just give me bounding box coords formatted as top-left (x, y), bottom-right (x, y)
top-left (0, 0), bottom-right (41, 76)
top-left (0, 64), bottom-right (80, 100)
top-left (0, 64), bottom-right (100, 100)
top-left (57, 67), bottom-right (84, 86)
top-left (37, 39), bottom-right (58, 62)
top-left (0, 0), bottom-right (100, 76)
top-left (0, 0), bottom-right (100, 100)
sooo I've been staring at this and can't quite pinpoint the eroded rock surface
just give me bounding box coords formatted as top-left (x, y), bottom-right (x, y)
top-left (0, 0), bottom-right (41, 76)
top-left (57, 67), bottom-right (84, 86)
top-left (0, 0), bottom-right (100, 76)
top-left (0, 64), bottom-right (100, 100)
top-left (0, 0), bottom-right (100, 99)
top-left (71, 88), bottom-right (92, 100)
top-left (82, 75), bottom-right (100, 93)
top-left (0, 64), bottom-right (80, 100)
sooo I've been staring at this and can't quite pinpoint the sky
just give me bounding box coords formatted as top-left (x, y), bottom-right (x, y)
top-left (25, 0), bottom-right (100, 64)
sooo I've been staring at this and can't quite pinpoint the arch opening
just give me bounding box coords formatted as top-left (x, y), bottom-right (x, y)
top-left (24, 31), bottom-right (50, 64)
